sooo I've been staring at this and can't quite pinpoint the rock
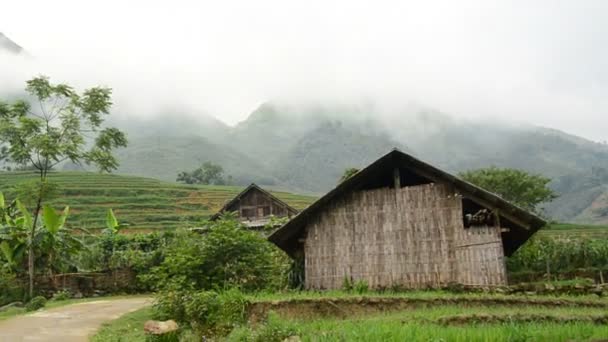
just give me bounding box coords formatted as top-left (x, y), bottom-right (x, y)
top-left (544, 283), bottom-right (556, 291)
top-left (144, 320), bottom-right (179, 335)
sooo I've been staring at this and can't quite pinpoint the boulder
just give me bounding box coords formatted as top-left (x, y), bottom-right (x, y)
top-left (144, 320), bottom-right (179, 335)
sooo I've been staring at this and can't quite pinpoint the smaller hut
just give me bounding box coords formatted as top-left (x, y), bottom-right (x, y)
top-left (211, 183), bottom-right (298, 228)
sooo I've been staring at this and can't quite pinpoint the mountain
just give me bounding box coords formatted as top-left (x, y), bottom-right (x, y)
top-left (106, 102), bottom-right (608, 224)
top-left (0, 32), bottom-right (24, 55)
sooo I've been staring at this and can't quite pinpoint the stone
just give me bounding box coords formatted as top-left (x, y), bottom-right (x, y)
top-left (144, 320), bottom-right (179, 335)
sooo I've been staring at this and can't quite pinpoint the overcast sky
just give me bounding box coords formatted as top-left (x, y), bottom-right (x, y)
top-left (1, 0), bottom-right (607, 141)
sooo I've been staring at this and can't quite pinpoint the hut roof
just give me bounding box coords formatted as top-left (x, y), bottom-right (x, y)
top-left (210, 183), bottom-right (298, 220)
top-left (269, 149), bottom-right (546, 257)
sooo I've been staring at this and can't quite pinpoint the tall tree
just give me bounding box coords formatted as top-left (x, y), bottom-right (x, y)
top-left (458, 167), bottom-right (557, 213)
top-left (0, 76), bottom-right (127, 297)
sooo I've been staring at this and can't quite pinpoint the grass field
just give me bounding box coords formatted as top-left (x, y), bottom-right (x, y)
top-left (537, 222), bottom-right (608, 239)
top-left (92, 291), bottom-right (608, 342)
top-left (0, 171), bottom-right (315, 232)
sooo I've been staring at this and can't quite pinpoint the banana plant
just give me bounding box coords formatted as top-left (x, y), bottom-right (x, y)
top-left (0, 193), bottom-right (28, 272)
top-left (36, 204), bottom-right (85, 275)
top-left (103, 209), bottom-right (128, 234)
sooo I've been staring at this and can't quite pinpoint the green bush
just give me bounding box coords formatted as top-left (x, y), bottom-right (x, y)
top-left (155, 288), bottom-right (248, 337)
top-left (51, 289), bottom-right (71, 301)
top-left (353, 280), bottom-right (369, 294)
top-left (0, 269), bottom-right (24, 306)
top-left (25, 296), bottom-right (47, 312)
top-left (147, 218), bottom-right (287, 293)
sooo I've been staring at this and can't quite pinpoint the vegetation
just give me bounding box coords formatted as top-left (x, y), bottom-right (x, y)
top-left (177, 162), bottom-right (230, 185)
top-left (0, 76), bottom-right (127, 297)
top-left (145, 218), bottom-right (289, 293)
top-left (459, 167), bottom-right (557, 213)
top-left (24, 296), bottom-right (46, 312)
top-left (339, 167), bottom-right (359, 183)
top-left (0, 171), bottom-right (314, 232)
top-left (507, 235), bottom-right (608, 282)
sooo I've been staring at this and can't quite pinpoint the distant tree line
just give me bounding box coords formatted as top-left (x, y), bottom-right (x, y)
top-left (177, 161), bottom-right (231, 185)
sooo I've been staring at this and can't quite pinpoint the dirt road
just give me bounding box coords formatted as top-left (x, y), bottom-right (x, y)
top-left (0, 297), bottom-right (151, 342)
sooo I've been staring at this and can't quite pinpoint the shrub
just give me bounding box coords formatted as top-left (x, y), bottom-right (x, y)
top-left (341, 277), bottom-right (353, 292)
top-left (155, 288), bottom-right (249, 337)
top-left (0, 269), bottom-right (24, 306)
top-left (25, 296), bottom-right (47, 312)
top-left (147, 218), bottom-right (287, 293)
top-left (353, 280), bottom-right (369, 294)
top-left (51, 289), bottom-right (71, 301)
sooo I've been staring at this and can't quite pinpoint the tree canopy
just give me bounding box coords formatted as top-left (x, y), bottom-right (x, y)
top-left (177, 161), bottom-right (228, 185)
top-left (0, 75), bottom-right (127, 297)
top-left (339, 167), bottom-right (359, 183)
top-left (458, 167), bottom-right (557, 213)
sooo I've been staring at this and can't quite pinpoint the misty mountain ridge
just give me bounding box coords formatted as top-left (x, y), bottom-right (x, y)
top-left (0, 32), bottom-right (24, 55)
top-left (104, 102), bottom-right (608, 224)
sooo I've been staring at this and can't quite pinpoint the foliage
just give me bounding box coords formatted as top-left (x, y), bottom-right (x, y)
top-left (146, 218), bottom-right (286, 292)
top-left (339, 167), bottom-right (360, 183)
top-left (154, 288), bottom-right (248, 337)
top-left (0, 76), bottom-right (128, 173)
top-left (51, 289), bottom-right (71, 301)
top-left (103, 208), bottom-right (128, 234)
top-left (507, 236), bottom-right (608, 277)
top-left (0, 76), bottom-right (127, 297)
top-left (459, 166), bottom-right (557, 213)
top-left (176, 161), bottom-right (229, 185)
top-left (25, 295), bottom-right (46, 312)
top-left (0, 267), bottom-right (23, 306)
top-left (75, 231), bottom-right (172, 291)
top-left (228, 313), bottom-right (299, 342)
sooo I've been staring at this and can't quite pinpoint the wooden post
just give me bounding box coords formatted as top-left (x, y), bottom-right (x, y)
top-left (393, 168), bottom-right (401, 189)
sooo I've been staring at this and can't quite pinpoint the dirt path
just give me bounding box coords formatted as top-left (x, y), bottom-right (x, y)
top-left (0, 297), bottom-right (151, 342)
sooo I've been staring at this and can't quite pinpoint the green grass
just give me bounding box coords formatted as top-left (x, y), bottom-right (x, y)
top-left (246, 289), bottom-right (608, 303)
top-left (91, 306), bottom-right (155, 342)
top-left (0, 171), bottom-right (315, 232)
top-left (91, 291), bottom-right (608, 342)
top-left (537, 222), bottom-right (608, 240)
top-left (230, 315), bottom-right (608, 342)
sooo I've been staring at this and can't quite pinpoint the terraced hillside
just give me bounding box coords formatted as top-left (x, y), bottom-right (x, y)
top-left (0, 172), bottom-right (315, 232)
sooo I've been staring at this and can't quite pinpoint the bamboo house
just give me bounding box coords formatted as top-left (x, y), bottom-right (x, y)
top-left (211, 183), bottom-right (298, 228)
top-left (269, 149), bottom-right (546, 290)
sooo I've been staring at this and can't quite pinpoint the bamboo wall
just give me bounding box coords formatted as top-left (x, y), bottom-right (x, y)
top-left (303, 183), bottom-right (507, 289)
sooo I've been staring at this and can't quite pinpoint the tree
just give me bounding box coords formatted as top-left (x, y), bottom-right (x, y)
top-left (176, 162), bottom-right (227, 185)
top-left (0, 76), bottom-right (127, 297)
top-left (339, 168), bottom-right (359, 183)
top-left (458, 167), bottom-right (557, 213)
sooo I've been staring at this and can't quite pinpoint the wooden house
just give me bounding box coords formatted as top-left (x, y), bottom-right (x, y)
top-left (211, 183), bottom-right (298, 228)
top-left (269, 149), bottom-right (546, 290)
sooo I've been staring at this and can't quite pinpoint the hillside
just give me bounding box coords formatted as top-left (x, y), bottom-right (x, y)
top-left (105, 103), bottom-right (608, 224)
top-left (0, 172), bottom-right (315, 232)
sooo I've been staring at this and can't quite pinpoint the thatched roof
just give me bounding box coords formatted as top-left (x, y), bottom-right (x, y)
top-left (210, 183), bottom-right (298, 220)
top-left (269, 149), bottom-right (546, 257)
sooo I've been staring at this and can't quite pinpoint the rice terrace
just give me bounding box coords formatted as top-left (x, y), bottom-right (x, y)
top-left (3, 5), bottom-right (608, 341)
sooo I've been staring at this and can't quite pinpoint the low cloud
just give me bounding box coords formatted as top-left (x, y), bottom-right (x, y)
top-left (1, 0), bottom-right (608, 141)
